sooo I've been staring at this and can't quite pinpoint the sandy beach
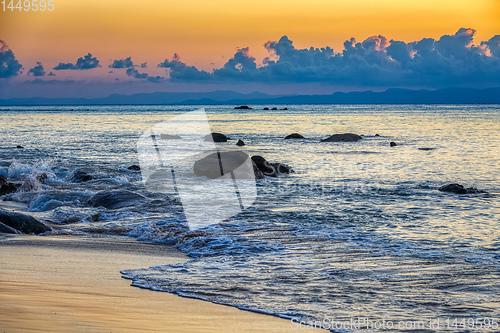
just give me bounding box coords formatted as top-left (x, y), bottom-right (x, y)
top-left (0, 235), bottom-right (303, 333)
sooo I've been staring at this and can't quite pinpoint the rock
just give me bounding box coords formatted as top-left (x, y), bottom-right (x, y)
top-left (375, 134), bottom-right (380, 137)
top-left (282, 107), bottom-right (288, 110)
top-left (271, 107), bottom-right (278, 110)
top-left (70, 170), bottom-right (93, 182)
top-left (0, 221), bottom-right (22, 234)
top-left (61, 216), bottom-right (81, 224)
top-left (204, 133), bottom-right (229, 142)
top-left (236, 139), bottom-right (245, 146)
top-left (252, 161), bottom-right (265, 179)
top-left (128, 165), bottom-right (141, 171)
top-left (439, 183), bottom-right (487, 194)
top-left (91, 213), bottom-right (101, 222)
top-left (263, 107), bottom-right (269, 110)
top-left (0, 209), bottom-right (52, 234)
top-left (88, 190), bottom-right (147, 209)
top-left (251, 155), bottom-right (294, 177)
top-left (36, 173), bottom-right (48, 184)
top-left (0, 175), bottom-right (18, 196)
top-left (234, 105), bottom-right (252, 110)
top-left (390, 142), bottom-right (397, 147)
top-left (284, 133), bottom-right (305, 139)
top-left (321, 133), bottom-right (363, 142)
top-left (160, 134), bottom-right (182, 140)
top-left (194, 151), bottom-right (251, 179)
top-left (418, 147), bottom-right (435, 151)
top-left (16, 145), bottom-right (24, 149)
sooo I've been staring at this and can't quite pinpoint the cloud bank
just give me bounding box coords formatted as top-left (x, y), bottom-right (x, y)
top-left (0, 40), bottom-right (23, 78)
top-left (159, 28), bottom-right (500, 87)
top-left (53, 53), bottom-right (100, 70)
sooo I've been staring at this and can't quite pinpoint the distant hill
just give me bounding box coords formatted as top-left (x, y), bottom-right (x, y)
top-left (1, 87), bottom-right (499, 106)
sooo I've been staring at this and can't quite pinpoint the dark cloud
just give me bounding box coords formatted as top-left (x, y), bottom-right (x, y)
top-left (140, 62), bottom-right (147, 68)
top-left (158, 53), bottom-right (211, 81)
top-left (125, 67), bottom-right (163, 83)
top-left (0, 40), bottom-right (23, 78)
top-left (53, 53), bottom-right (100, 70)
top-left (156, 29), bottom-right (500, 88)
top-left (109, 56), bottom-right (134, 68)
top-left (28, 62), bottom-right (46, 76)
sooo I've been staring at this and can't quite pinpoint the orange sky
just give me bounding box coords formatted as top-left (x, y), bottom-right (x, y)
top-left (1, 0), bottom-right (499, 75)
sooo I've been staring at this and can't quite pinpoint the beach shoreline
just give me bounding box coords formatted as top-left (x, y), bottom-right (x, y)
top-left (0, 234), bottom-right (304, 332)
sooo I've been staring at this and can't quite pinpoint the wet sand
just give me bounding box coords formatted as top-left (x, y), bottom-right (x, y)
top-left (0, 235), bottom-right (303, 332)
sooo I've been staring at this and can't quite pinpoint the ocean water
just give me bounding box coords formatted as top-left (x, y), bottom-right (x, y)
top-left (1, 104), bottom-right (499, 331)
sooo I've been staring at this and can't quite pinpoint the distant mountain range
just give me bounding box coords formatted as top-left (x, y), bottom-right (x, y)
top-left (1, 87), bottom-right (500, 106)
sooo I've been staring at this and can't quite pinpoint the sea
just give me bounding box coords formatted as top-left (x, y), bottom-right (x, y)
top-left (1, 104), bottom-right (499, 332)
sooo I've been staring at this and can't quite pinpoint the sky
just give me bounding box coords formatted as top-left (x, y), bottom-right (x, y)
top-left (1, 0), bottom-right (499, 98)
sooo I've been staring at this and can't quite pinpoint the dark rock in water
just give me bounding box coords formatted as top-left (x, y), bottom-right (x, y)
top-left (88, 190), bottom-right (147, 210)
top-left (252, 161), bottom-right (265, 179)
top-left (0, 221), bottom-right (22, 234)
top-left (61, 216), bottom-right (81, 224)
top-left (16, 145), bottom-right (24, 149)
top-left (390, 142), bottom-right (397, 147)
top-left (160, 134), bottom-right (182, 140)
top-left (204, 133), bottom-right (229, 142)
top-left (251, 155), bottom-right (294, 177)
top-left (321, 133), bottom-right (363, 142)
top-left (284, 133), bottom-right (305, 139)
top-left (0, 209), bottom-right (52, 234)
top-left (418, 147), bottom-right (435, 151)
top-left (235, 105), bottom-right (252, 109)
top-left (70, 170), bottom-right (93, 183)
top-left (271, 107), bottom-right (278, 110)
top-left (236, 139), bottom-right (245, 146)
top-left (194, 151), bottom-right (252, 179)
top-left (36, 173), bottom-right (48, 184)
top-left (439, 183), bottom-right (487, 194)
top-left (263, 107), bottom-right (269, 110)
top-left (281, 107), bottom-right (288, 110)
top-left (0, 175), bottom-right (18, 196)
top-left (375, 134), bottom-right (380, 137)
top-left (91, 213), bottom-right (101, 222)
top-left (128, 165), bottom-right (141, 171)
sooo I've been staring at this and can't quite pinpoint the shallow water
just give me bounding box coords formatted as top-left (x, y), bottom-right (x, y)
top-left (1, 104), bottom-right (499, 331)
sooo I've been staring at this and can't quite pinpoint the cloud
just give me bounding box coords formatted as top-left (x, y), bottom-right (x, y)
top-left (0, 40), bottom-right (23, 78)
top-left (154, 28), bottom-right (500, 88)
top-left (125, 67), bottom-right (164, 83)
top-left (28, 62), bottom-right (46, 76)
top-left (158, 53), bottom-right (211, 81)
top-left (53, 53), bottom-right (100, 70)
top-left (109, 56), bottom-right (134, 68)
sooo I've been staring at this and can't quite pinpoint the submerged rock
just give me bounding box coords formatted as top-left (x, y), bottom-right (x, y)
top-left (203, 133), bottom-right (229, 142)
top-left (16, 145), bottom-right (24, 149)
top-left (321, 133), bottom-right (362, 142)
top-left (127, 165), bottom-right (141, 171)
top-left (88, 190), bottom-right (147, 210)
top-left (251, 155), bottom-right (294, 178)
top-left (234, 105), bottom-right (252, 109)
top-left (439, 183), bottom-right (487, 194)
top-left (236, 139), bottom-right (245, 146)
top-left (418, 147), bottom-right (435, 151)
top-left (0, 209), bottom-right (52, 234)
top-left (284, 133), bottom-right (305, 139)
top-left (390, 142), bottom-right (397, 147)
top-left (70, 170), bottom-right (93, 182)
